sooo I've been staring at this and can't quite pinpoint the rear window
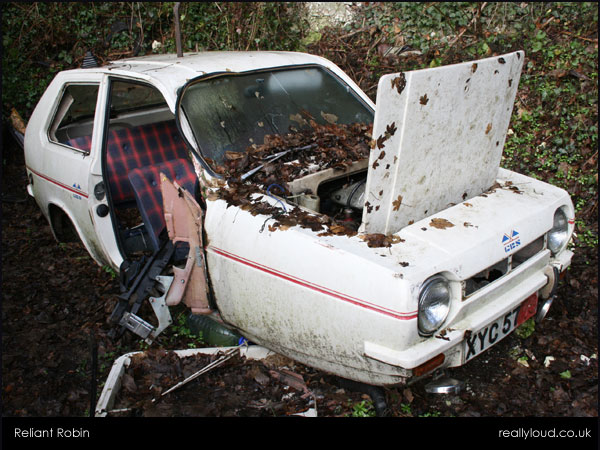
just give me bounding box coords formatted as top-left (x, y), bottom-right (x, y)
top-left (48, 84), bottom-right (99, 152)
top-left (109, 81), bottom-right (168, 115)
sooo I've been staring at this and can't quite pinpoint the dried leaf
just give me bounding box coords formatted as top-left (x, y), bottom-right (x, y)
top-left (430, 218), bottom-right (454, 229)
top-left (392, 195), bottom-right (403, 211)
top-left (391, 73), bottom-right (407, 95)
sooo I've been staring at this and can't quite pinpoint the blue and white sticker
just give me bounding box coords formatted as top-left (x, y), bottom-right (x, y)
top-left (72, 183), bottom-right (82, 200)
top-left (502, 230), bottom-right (521, 253)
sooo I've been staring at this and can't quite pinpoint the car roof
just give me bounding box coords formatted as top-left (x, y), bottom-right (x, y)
top-left (80, 51), bottom-right (346, 108)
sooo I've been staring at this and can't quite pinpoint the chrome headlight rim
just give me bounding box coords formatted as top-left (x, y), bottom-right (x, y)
top-left (547, 207), bottom-right (569, 255)
top-left (418, 274), bottom-right (451, 337)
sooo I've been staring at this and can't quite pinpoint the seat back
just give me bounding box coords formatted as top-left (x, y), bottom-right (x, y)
top-left (106, 120), bottom-right (189, 205)
top-left (128, 158), bottom-right (198, 253)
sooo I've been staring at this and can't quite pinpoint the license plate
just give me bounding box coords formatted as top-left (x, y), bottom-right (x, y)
top-left (463, 293), bottom-right (538, 363)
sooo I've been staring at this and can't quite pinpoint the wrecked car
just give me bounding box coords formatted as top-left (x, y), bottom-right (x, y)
top-left (23, 50), bottom-right (574, 387)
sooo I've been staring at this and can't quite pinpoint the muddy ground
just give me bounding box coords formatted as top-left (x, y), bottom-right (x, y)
top-left (1, 134), bottom-right (597, 418)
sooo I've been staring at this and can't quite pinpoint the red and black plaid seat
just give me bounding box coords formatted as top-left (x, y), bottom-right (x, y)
top-left (107, 120), bottom-right (189, 205)
top-left (128, 158), bottom-right (198, 253)
top-left (65, 135), bottom-right (92, 152)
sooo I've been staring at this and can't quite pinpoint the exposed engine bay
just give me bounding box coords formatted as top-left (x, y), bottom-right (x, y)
top-left (210, 120), bottom-right (373, 232)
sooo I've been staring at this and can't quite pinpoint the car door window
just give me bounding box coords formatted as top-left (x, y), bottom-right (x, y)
top-left (48, 84), bottom-right (99, 153)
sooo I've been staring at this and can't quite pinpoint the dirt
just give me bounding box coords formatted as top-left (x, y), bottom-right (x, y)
top-left (109, 349), bottom-right (315, 417)
top-left (1, 132), bottom-right (597, 418)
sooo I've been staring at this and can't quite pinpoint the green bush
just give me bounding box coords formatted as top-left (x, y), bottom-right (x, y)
top-left (1, 2), bottom-right (307, 121)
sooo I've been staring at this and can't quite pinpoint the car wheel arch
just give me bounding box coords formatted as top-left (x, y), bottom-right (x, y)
top-left (48, 203), bottom-right (79, 243)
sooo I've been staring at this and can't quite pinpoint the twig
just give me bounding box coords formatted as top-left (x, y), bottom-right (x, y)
top-left (339, 27), bottom-right (369, 40)
top-left (538, 16), bottom-right (555, 30)
top-left (448, 2), bottom-right (487, 48)
top-left (558, 30), bottom-right (598, 43)
top-left (365, 34), bottom-right (384, 61)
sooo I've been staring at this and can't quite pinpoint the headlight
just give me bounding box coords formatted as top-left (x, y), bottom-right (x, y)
top-left (418, 275), bottom-right (451, 336)
top-left (547, 208), bottom-right (569, 255)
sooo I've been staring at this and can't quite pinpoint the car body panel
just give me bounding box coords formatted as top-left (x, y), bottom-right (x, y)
top-left (362, 51), bottom-right (524, 234)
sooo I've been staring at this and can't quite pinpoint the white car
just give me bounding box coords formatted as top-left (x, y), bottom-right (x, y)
top-left (24, 51), bottom-right (574, 387)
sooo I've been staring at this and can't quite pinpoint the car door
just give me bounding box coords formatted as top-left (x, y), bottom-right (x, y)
top-left (37, 72), bottom-right (114, 266)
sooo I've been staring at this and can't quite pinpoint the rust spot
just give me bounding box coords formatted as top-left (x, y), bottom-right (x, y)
top-left (399, 261), bottom-right (409, 267)
top-left (391, 73), bottom-right (407, 95)
top-left (375, 205), bottom-right (380, 211)
top-left (462, 192), bottom-right (468, 200)
top-left (419, 93), bottom-right (429, 105)
top-left (385, 164), bottom-right (390, 170)
top-left (471, 63), bottom-right (478, 73)
top-left (485, 123), bottom-right (492, 134)
top-left (378, 150), bottom-right (386, 160)
top-left (498, 57), bottom-right (506, 64)
top-left (430, 218), bottom-right (454, 229)
top-left (393, 156), bottom-right (398, 164)
top-left (392, 195), bottom-right (403, 211)
top-left (408, 220), bottom-right (414, 225)
top-left (508, 78), bottom-right (513, 87)
top-left (494, 69), bottom-right (499, 74)
top-left (372, 160), bottom-right (380, 170)
top-left (378, 190), bottom-right (383, 196)
top-left (365, 201), bottom-right (373, 214)
top-left (464, 202), bottom-right (473, 207)
top-left (421, 227), bottom-right (427, 231)
top-left (464, 222), bottom-right (475, 228)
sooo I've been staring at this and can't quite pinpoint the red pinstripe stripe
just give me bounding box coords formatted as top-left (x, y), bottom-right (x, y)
top-left (208, 246), bottom-right (417, 321)
top-left (26, 166), bottom-right (88, 198)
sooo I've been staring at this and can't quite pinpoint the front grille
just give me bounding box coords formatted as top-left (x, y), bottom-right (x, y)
top-left (463, 234), bottom-right (547, 298)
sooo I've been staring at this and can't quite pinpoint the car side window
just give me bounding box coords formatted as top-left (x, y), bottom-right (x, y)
top-left (48, 84), bottom-right (99, 153)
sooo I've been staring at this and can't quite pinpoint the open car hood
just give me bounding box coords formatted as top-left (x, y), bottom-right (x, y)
top-left (361, 51), bottom-right (524, 234)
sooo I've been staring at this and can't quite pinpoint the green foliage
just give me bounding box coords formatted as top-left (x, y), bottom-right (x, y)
top-left (515, 318), bottom-right (536, 339)
top-left (160, 309), bottom-right (205, 349)
top-left (349, 400), bottom-right (376, 417)
top-left (2, 2), bottom-right (307, 121)
top-left (102, 265), bottom-right (117, 279)
top-left (559, 369), bottom-right (572, 379)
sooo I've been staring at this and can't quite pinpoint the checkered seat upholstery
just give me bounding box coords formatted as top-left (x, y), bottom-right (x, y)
top-left (106, 120), bottom-right (189, 206)
top-left (128, 158), bottom-right (198, 254)
top-left (65, 135), bottom-right (92, 153)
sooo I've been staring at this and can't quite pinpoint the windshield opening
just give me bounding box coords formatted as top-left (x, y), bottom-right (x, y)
top-left (180, 66), bottom-right (373, 167)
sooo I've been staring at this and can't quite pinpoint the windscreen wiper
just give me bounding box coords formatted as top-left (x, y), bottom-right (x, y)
top-left (240, 143), bottom-right (317, 181)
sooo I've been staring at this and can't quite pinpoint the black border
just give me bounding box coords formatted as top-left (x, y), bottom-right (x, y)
top-left (2, 416), bottom-right (598, 449)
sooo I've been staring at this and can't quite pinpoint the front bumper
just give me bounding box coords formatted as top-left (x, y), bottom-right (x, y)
top-left (364, 248), bottom-right (572, 373)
